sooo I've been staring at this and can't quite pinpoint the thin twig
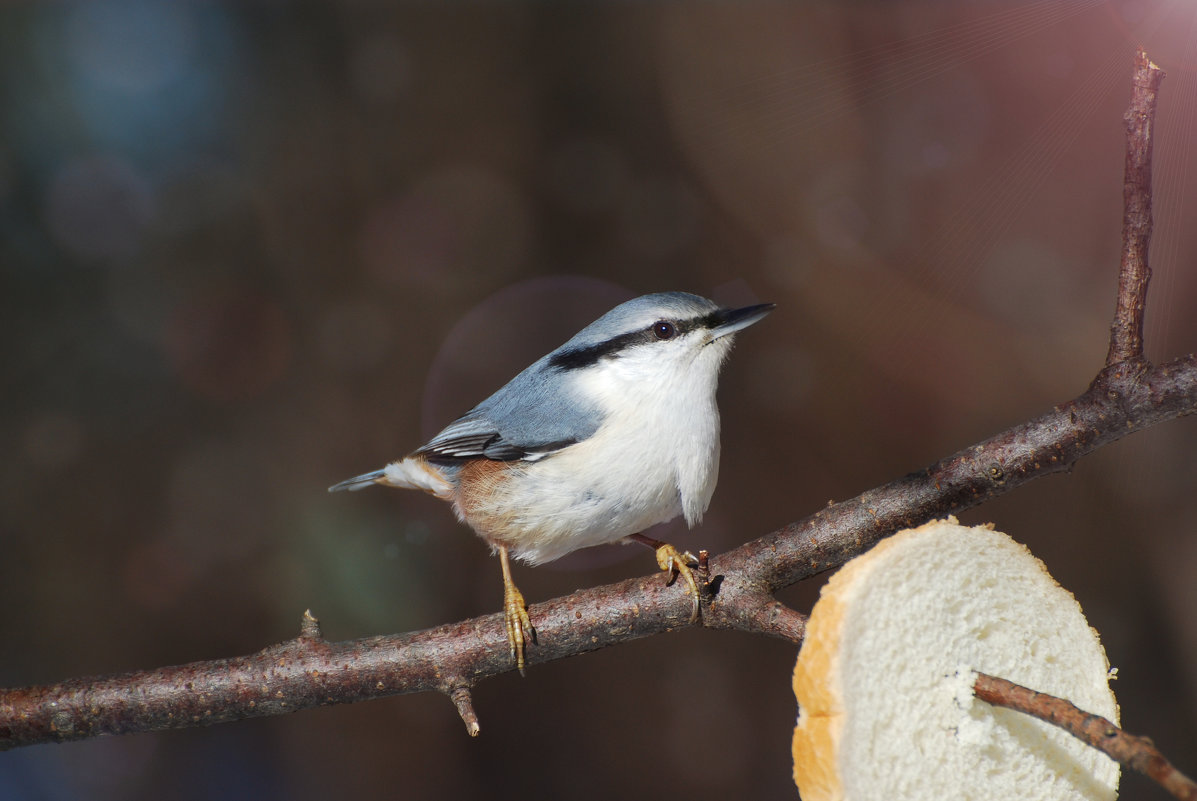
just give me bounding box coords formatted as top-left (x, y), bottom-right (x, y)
top-left (449, 685), bottom-right (481, 738)
top-left (1107, 47), bottom-right (1164, 367)
top-left (974, 673), bottom-right (1197, 800)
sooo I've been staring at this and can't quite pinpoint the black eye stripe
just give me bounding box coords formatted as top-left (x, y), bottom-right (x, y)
top-left (548, 314), bottom-right (708, 371)
top-left (548, 330), bottom-right (646, 370)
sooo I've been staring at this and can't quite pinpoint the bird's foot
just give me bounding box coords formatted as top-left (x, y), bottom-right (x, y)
top-left (498, 547), bottom-right (536, 675)
top-left (630, 534), bottom-right (702, 623)
top-left (503, 579), bottom-right (535, 675)
top-left (654, 543), bottom-right (702, 623)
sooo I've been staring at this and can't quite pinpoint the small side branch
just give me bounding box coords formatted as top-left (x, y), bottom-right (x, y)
top-left (1107, 48), bottom-right (1164, 367)
top-left (974, 673), bottom-right (1197, 800)
top-left (447, 684), bottom-right (480, 737)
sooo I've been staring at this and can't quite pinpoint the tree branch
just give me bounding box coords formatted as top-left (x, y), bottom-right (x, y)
top-left (974, 673), bottom-right (1197, 801)
top-left (1108, 48), bottom-right (1164, 366)
top-left (2, 48), bottom-right (1193, 752)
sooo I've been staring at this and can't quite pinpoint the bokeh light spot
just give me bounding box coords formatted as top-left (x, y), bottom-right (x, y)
top-left (66, 1), bottom-right (198, 95)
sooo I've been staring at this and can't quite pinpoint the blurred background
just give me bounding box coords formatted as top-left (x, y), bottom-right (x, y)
top-left (2, 1), bottom-right (1196, 799)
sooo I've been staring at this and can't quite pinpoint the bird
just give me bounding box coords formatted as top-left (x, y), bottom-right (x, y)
top-left (329, 291), bottom-right (774, 673)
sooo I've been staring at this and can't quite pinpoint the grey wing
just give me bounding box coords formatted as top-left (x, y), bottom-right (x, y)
top-left (416, 415), bottom-right (574, 463)
top-left (417, 359), bottom-right (603, 464)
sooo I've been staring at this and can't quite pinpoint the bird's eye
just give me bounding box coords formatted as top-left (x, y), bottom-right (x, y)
top-left (653, 321), bottom-right (676, 340)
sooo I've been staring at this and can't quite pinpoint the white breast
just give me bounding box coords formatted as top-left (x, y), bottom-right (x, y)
top-left (455, 342), bottom-right (728, 565)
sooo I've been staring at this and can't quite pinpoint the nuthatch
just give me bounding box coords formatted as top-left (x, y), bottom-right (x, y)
top-left (330, 291), bottom-right (773, 672)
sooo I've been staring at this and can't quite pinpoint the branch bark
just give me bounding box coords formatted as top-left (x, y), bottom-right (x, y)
top-left (1108, 48), bottom-right (1164, 365)
top-left (974, 672), bottom-right (1197, 800)
top-left (2, 49), bottom-right (1193, 754)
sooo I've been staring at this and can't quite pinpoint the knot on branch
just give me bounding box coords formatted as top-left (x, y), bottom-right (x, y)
top-left (299, 610), bottom-right (324, 641)
top-left (1090, 356), bottom-right (1151, 396)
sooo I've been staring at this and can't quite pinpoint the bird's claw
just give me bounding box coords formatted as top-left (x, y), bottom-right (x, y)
top-left (653, 543), bottom-right (702, 623)
top-left (503, 580), bottom-right (535, 675)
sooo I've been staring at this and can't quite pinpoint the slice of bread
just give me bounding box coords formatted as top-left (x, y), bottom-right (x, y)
top-left (792, 518), bottom-right (1119, 801)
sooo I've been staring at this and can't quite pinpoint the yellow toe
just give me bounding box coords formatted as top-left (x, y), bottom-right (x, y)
top-left (498, 546), bottom-right (536, 674)
top-left (653, 543), bottom-right (702, 623)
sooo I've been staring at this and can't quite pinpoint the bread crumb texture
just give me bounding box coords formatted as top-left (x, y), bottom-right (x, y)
top-left (792, 518), bottom-right (1119, 801)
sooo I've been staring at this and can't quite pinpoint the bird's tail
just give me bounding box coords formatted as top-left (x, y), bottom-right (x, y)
top-left (328, 457), bottom-right (453, 499)
top-left (328, 470), bottom-right (387, 492)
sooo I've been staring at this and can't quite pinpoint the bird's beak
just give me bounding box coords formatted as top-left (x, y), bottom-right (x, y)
top-left (708, 302), bottom-right (775, 340)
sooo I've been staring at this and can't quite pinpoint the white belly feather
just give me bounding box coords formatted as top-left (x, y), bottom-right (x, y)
top-left (454, 350), bottom-right (724, 565)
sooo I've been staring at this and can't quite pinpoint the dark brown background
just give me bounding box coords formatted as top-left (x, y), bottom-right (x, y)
top-left (2, 2), bottom-right (1195, 798)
